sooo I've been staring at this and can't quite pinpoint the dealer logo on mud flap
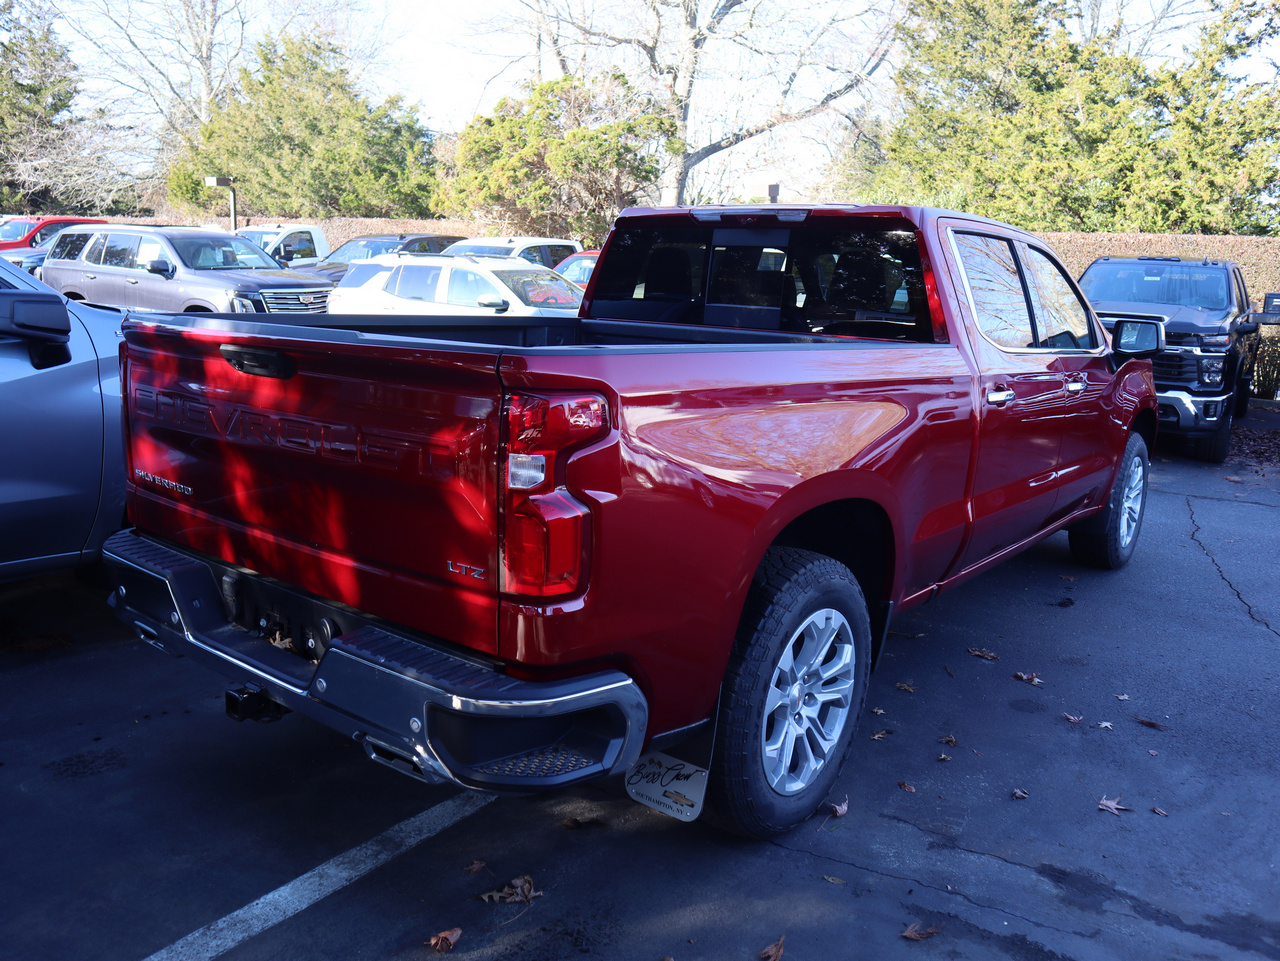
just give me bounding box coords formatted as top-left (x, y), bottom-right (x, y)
top-left (625, 751), bottom-right (708, 822)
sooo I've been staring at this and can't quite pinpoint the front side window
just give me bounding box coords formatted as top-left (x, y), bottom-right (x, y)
top-left (517, 246), bottom-right (543, 266)
top-left (447, 268), bottom-right (502, 306)
top-left (33, 224), bottom-right (66, 246)
top-left (102, 234), bottom-right (141, 268)
top-left (953, 232), bottom-right (1034, 350)
top-left (134, 238), bottom-right (167, 269)
top-left (281, 230), bottom-right (316, 260)
top-left (1019, 244), bottom-right (1096, 349)
top-left (493, 268), bottom-right (581, 307)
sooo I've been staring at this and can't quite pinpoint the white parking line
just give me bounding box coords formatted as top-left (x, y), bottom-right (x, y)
top-left (141, 792), bottom-right (495, 961)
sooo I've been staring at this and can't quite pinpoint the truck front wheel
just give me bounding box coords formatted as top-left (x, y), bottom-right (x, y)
top-left (707, 547), bottom-right (870, 837)
top-left (1068, 432), bottom-right (1148, 569)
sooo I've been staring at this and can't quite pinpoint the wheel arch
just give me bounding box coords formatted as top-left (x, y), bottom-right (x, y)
top-left (1130, 407), bottom-right (1157, 453)
top-left (753, 492), bottom-right (897, 669)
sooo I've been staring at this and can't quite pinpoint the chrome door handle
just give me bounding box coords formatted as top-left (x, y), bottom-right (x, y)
top-left (1066, 381), bottom-right (1085, 394)
top-left (987, 389), bottom-right (1016, 405)
top-left (85, 273), bottom-right (96, 280)
top-left (127, 278), bottom-right (139, 284)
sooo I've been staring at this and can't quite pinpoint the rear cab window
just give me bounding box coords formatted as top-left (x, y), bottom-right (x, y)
top-left (587, 222), bottom-right (936, 341)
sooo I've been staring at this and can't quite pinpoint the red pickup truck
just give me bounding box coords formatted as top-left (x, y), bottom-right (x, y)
top-left (103, 205), bottom-right (1161, 836)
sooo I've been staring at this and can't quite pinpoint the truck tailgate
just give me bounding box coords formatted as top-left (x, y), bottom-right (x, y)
top-left (121, 319), bottom-right (503, 654)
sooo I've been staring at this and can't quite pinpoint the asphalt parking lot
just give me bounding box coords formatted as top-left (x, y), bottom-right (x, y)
top-left (3, 425), bottom-right (1278, 961)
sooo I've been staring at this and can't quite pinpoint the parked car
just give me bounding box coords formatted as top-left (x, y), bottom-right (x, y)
top-left (41, 224), bottom-right (333, 314)
top-left (328, 252), bottom-right (582, 316)
top-left (0, 230), bottom-right (65, 276)
top-left (1079, 255), bottom-right (1262, 462)
top-left (442, 236), bottom-right (582, 269)
top-left (554, 249), bottom-right (599, 288)
top-left (0, 258), bottom-right (126, 583)
top-left (102, 203), bottom-right (1161, 837)
top-left (299, 233), bottom-right (468, 284)
top-left (235, 223), bottom-right (330, 267)
top-left (0, 215), bottom-right (106, 251)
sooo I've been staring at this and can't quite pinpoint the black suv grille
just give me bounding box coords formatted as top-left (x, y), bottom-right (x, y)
top-left (261, 287), bottom-right (329, 312)
top-left (1152, 352), bottom-right (1195, 381)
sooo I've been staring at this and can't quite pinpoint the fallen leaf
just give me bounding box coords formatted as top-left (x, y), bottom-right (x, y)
top-left (1096, 721), bottom-right (1114, 730)
top-left (463, 860), bottom-right (486, 877)
top-left (1062, 712), bottom-right (1083, 724)
top-left (1056, 597), bottom-right (1076, 608)
top-left (1131, 715), bottom-right (1168, 730)
top-left (429, 928), bottom-right (461, 953)
top-left (1115, 694), bottom-right (1131, 701)
top-left (972, 749), bottom-right (983, 756)
top-left (1012, 788), bottom-right (1029, 799)
top-left (871, 729), bottom-right (890, 740)
top-left (1013, 672), bottom-right (1044, 686)
top-left (1060, 575), bottom-right (1078, 581)
top-left (938, 754), bottom-right (952, 762)
top-left (896, 681), bottom-right (917, 693)
top-left (1149, 750), bottom-right (1159, 756)
top-left (939, 734), bottom-right (957, 746)
top-left (1098, 796), bottom-right (1132, 815)
top-left (759, 934), bottom-right (786, 960)
top-left (1225, 476), bottom-right (1243, 483)
top-left (823, 875), bottom-right (847, 884)
top-left (900, 922), bottom-right (942, 941)
top-left (899, 781), bottom-right (916, 793)
top-left (968, 647), bottom-right (999, 660)
top-left (945, 665), bottom-right (956, 678)
top-left (830, 795), bottom-right (849, 817)
top-left (481, 875), bottom-right (543, 905)
top-left (1152, 807), bottom-right (1168, 817)
top-left (872, 707), bottom-right (887, 715)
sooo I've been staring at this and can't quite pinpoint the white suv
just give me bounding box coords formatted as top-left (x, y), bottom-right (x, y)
top-left (441, 236), bottom-right (581, 269)
top-left (328, 253), bottom-right (582, 317)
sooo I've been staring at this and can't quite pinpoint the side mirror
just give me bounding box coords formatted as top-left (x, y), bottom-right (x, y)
top-left (477, 294), bottom-right (509, 312)
top-left (0, 289), bottom-right (70, 344)
top-left (146, 259), bottom-right (174, 277)
top-left (1111, 317), bottom-right (1165, 358)
top-left (1236, 320), bottom-right (1259, 335)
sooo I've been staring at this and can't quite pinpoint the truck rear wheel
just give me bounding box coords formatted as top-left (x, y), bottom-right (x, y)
top-left (707, 547), bottom-right (870, 837)
top-left (1068, 432), bottom-right (1148, 569)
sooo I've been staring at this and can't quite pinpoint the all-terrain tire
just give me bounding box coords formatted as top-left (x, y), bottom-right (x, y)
top-left (1068, 432), bottom-right (1149, 570)
top-left (705, 547), bottom-right (871, 838)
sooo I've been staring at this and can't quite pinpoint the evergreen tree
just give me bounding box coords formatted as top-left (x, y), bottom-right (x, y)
top-left (168, 35), bottom-right (436, 219)
top-left (851, 0), bottom-right (1280, 233)
top-left (437, 74), bottom-right (675, 246)
top-left (0, 0), bottom-right (79, 211)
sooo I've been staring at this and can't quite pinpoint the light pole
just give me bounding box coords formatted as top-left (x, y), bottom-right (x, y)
top-left (204, 176), bottom-right (238, 230)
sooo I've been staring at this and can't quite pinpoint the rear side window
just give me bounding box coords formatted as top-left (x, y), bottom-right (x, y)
top-left (49, 232), bottom-right (92, 262)
top-left (387, 264), bottom-right (442, 301)
top-left (547, 244), bottom-right (576, 265)
top-left (953, 233), bottom-right (1034, 349)
top-left (589, 225), bottom-right (934, 340)
top-left (517, 246), bottom-right (543, 266)
top-left (84, 234), bottom-right (108, 266)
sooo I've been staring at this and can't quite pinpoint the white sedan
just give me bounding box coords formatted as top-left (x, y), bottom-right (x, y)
top-left (328, 253), bottom-right (582, 317)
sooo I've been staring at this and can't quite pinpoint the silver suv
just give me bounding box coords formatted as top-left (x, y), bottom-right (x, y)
top-left (41, 224), bottom-right (332, 314)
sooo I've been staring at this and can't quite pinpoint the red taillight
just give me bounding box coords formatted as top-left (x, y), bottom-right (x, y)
top-left (501, 392), bottom-right (608, 597)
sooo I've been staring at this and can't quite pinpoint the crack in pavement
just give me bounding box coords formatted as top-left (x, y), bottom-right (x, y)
top-left (770, 835), bottom-right (1091, 942)
top-left (1186, 496), bottom-right (1280, 639)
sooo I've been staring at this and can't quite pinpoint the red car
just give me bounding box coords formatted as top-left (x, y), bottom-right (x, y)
top-left (554, 249), bottom-right (599, 288)
top-left (0, 216), bottom-right (106, 251)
